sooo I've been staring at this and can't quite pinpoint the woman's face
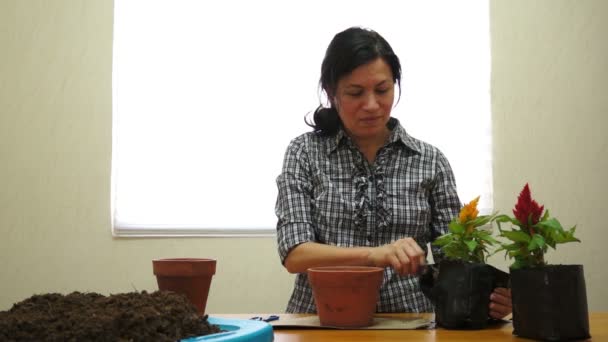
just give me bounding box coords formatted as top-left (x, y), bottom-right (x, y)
top-left (333, 58), bottom-right (395, 142)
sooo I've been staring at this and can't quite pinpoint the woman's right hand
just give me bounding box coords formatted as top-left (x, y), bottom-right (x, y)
top-left (368, 238), bottom-right (426, 276)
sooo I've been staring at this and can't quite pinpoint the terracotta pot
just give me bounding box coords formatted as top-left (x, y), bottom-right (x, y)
top-left (307, 266), bottom-right (384, 327)
top-left (152, 258), bottom-right (216, 315)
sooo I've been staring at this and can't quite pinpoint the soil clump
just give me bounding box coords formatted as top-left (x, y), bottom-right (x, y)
top-left (0, 290), bottom-right (220, 341)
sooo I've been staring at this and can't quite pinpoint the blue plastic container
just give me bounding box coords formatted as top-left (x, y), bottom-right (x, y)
top-left (181, 317), bottom-right (273, 342)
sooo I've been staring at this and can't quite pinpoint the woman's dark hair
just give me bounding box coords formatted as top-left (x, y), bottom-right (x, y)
top-left (306, 27), bottom-right (402, 136)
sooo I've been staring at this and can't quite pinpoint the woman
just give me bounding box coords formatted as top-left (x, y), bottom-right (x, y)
top-left (275, 27), bottom-right (511, 318)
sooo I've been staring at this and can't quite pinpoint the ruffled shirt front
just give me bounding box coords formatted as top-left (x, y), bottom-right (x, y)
top-left (275, 118), bottom-right (461, 313)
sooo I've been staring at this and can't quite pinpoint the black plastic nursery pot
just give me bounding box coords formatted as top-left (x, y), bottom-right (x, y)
top-left (420, 260), bottom-right (509, 329)
top-left (511, 264), bottom-right (590, 341)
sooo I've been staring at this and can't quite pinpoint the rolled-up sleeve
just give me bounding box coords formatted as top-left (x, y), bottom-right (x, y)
top-left (275, 136), bottom-right (316, 264)
top-left (428, 151), bottom-right (461, 262)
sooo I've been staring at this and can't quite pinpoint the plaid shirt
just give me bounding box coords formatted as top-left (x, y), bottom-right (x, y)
top-left (275, 118), bottom-right (461, 313)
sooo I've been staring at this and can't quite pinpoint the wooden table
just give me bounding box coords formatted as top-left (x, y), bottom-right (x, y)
top-left (214, 313), bottom-right (606, 341)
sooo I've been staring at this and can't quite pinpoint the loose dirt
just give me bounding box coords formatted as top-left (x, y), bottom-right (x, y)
top-left (0, 291), bottom-right (220, 341)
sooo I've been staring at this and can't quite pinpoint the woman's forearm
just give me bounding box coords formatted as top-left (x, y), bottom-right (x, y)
top-left (283, 242), bottom-right (373, 274)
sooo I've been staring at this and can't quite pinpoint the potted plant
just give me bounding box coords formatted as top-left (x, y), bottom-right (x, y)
top-left (422, 196), bottom-right (508, 329)
top-left (496, 183), bottom-right (590, 340)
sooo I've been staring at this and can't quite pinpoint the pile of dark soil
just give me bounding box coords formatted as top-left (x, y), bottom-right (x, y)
top-left (0, 290), bottom-right (221, 341)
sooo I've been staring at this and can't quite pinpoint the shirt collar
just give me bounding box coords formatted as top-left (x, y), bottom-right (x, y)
top-left (326, 117), bottom-right (421, 155)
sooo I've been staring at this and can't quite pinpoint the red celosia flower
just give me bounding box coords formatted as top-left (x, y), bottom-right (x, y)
top-left (513, 183), bottom-right (544, 233)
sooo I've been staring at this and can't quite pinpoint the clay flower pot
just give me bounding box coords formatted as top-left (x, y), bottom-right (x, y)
top-left (152, 258), bottom-right (216, 315)
top-left (307, 266), bottom-right (384, 327)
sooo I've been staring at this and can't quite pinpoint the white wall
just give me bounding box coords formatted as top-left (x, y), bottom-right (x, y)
top-left (489, 0), bottom-right (608, 310)
top-left (0, 0), bottom-right (606, 312)
top-left (0, 0), bottom-right (294, 313)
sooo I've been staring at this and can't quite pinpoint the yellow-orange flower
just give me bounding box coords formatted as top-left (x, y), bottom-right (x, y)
top-left (459, 196), bottom-right (480, 224)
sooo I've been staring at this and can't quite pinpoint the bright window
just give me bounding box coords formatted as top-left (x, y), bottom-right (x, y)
top-left (112, 0), bottom-right (492, 237)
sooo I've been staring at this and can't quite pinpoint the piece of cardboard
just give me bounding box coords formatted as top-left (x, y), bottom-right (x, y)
top-left (269, 315), bottom-right (431, 330)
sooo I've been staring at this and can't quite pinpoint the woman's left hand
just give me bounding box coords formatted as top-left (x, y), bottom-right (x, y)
top-left (489, 287), bottom-right (512, 319)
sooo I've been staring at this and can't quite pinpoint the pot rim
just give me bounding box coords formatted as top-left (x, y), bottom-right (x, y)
top-left (307, 266), bottom-right (384, 273)
top-left (152, 258), bottom-right (216, 263)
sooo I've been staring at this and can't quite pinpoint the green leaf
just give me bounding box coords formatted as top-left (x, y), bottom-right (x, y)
top-left (510, 258), bottom-right (527, 270)
top-left (477, 232), bottom-right (499, 245)
top-left (468, 213), bottom-right (497, 227)
top-left (501, 230), bottom-right (532, 243)
top-left (433, 234), bottom-right (453, 246)
top-left (527, 234), bottom-right (545, 251)
top-left (495, 215), bottom-right (516, 224)
top-left (503, 243), bottom-right (521, 251)
top-left (464, 239), bottom-right (478, 252)
top-left (537, 218), bottom-right (565, 233)
top-left (448, 221), bottom-right (465, 234)
top-left (540, 209), bottom-right (550, 222)
top-left (554, 232), bottom-right (581, 244)
top-left (562, 226), bottom-right (581, 242)
top-left (442, 242), bottom-right (471, 261)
